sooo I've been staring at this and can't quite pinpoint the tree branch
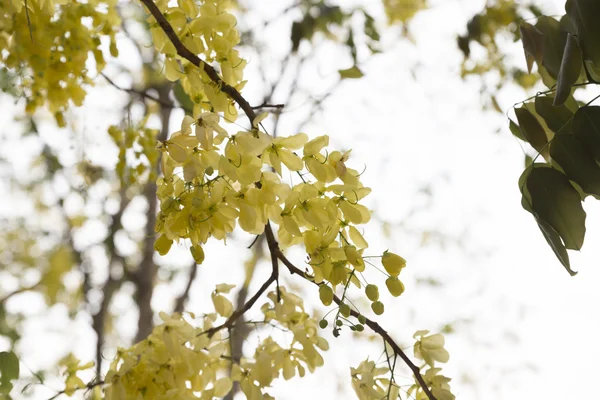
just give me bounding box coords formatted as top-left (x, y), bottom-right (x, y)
top-left (138, 0), bottom-right (257, 125)
top-left (174, 260), bottom-right (199, 313)
top-left (133, 82), bottom-right (172, 343)
top-left (270, 234), bottom-right (436, 400)
top-left (101, 72), bottom-right (191, 113)
top-left (0, 284), bottom-right (39, 306)
top-left (141, 5), bottom-right (435, 397)
top-left (204, 267), bottom-right (276, 338)
top-left (92, 188), bottom-right (130, 376)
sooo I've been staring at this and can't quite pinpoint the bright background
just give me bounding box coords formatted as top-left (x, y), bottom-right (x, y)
top-left (2, 0), bottom-right (599, 399)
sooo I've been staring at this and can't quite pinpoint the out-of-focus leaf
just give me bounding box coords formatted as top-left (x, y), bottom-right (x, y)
top-left (520, 22), bottom-right (545, 73)
top-left (346, 30), bottom-right (357, 63)
top-left (565, 0), bottom-right (600, 67)
top-left (0, 351), bottom-right (19, 394)
top-left (291, 21), bottom-right (303, 52)
top-left (524, 164), bottom-right (586, 251)
top-left (535, 96), bottom-right (574, 133)
top-left (535, 16), bottom-right (567, 79)
top-left (363, 11), bottom-right (380, 42)
top-left (554, 33), bottom-right (582, 106)
top-left (550, 134), bottom-right (600, 197)
top-left (572, 106), bottom-right (600, 161)
top-left (515, 107), bottom-right (550, 159)
top-left (338, 66), bottom-right (364, 79)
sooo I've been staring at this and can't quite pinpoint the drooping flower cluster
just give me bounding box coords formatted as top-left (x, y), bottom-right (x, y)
top-left (154, 113), bottom-right (399, 296)
top-left (101, 286), bottom-right (327, 400)
top-left (1, 0), bottom-right (120, 124)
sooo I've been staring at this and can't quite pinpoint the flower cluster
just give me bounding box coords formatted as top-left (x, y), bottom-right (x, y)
top-left (102, 286), bottom-right (327, 399)
top-left (145, 0), bottom-right (247, 121)
top-left (1, 0), bottom-right (120, 124)
top-left (153, 113), bottom-right (404, 298)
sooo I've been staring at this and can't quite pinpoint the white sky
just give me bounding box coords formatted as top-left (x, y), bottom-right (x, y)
top-left (3, 0), bottom-right (599, 399)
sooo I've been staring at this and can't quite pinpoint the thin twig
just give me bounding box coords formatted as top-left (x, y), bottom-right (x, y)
top-left (0, 284), bottom-right (39, 306)
top-left (101, 72), bottom-right (190, 113)
top-left (271, 229), bottom-right (436, 400)
top-left (203, 269), bottom-right (277, 338)
top-left (251, 103), bottom-right (285, 109)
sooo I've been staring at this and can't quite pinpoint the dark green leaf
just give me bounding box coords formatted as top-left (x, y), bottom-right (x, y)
top-left (535, 16), bottom-right (567, 79)
top-left (535, 96), bottom-right (574, 133)
top-left (515, 107), bottom-right (550, 159)
top-left (535, 215), bottom-right (576, 275)
top-left (509, 118), bottom-right (525, 141)
top-left (565, 0), bottom-right (600, 67)
top-left (338, 66), bottom-right (364, 79)
top-left (554, 33), bottom-right (582, 106)
top-left (0, 351), bottom-right (19, 394)
top-left (520, 22), bottom-right (545, 73)
top-left (572, 106), bottom-right (600, 160)
top-left (525, 165), bottom-right (586, 250)
top-left (550, 134), bottom-right (600, 197)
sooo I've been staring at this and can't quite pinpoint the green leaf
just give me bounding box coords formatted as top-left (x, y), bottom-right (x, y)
top-left (535, 16), bottom-right (567, 79)
top-left (363, 11), bottom-right (380, 42)
top-left (525, 164), bottom-right (586, 250)
top-left (509, 118), bottom-right (525, 141)
top-left (535, 96), bottom-right (574, 133)
top-left (0, 351), bottom-right (19, 394)
top-left (515, 107), bottom-right (550, 159)
top-left (554, 33), bottom-right (582, 106)
top-left (535, 215), bottom-right (576, 275)
top-left (550, 134), bottom-right (600, 197)
top-left (565, 0), bottom-right (600, 67)
top-left (572, 106), bottom-right (600, 161)
top-left (338, 66), bottom-right (364, 79)
top-left (520, 22), bottom-right (545, 73)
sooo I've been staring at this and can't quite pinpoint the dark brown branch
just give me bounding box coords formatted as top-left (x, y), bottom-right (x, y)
top-left (92, 189), bottom-right (130, 376)
top-left (271, 242), bottom-right (436, 400)
top-left (0, 284), bottom-right (39, 306)
top-left (224, 234), bottom-right (265, 400)
top-left (101, 72), bottom-right (191, 113)
top-left (133, 83), bottom-right (172, 343)
top-left (138, 0), bottom-right (257, 126)
top-left (174, 261), bottom-right (199, 313)
top-left (204, 269), bottom-right (276, 338)
top-left (251, 103), bottom-right (285, 110)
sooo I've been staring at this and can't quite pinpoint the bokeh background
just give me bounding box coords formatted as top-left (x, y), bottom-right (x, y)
top-left (2, 0), bottom-right (598, 399)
